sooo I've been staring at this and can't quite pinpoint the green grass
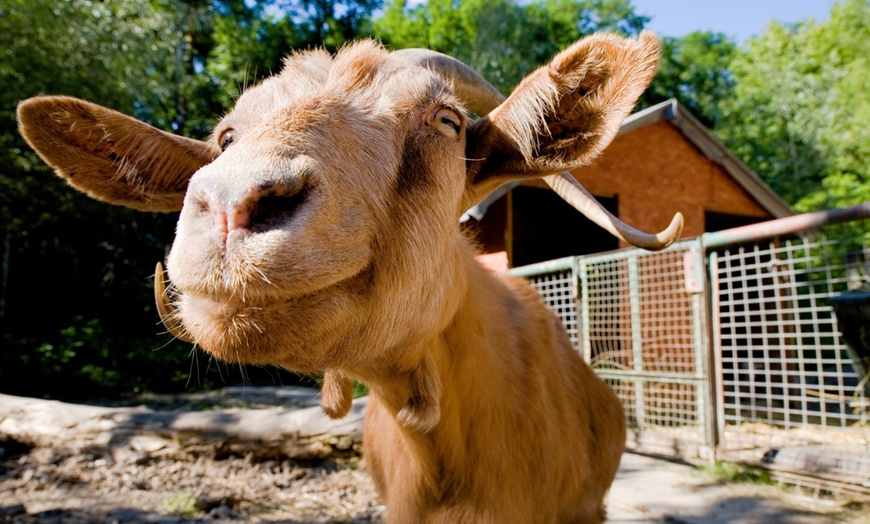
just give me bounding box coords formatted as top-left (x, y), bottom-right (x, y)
top-left (164, 491), bottom-right (199, 516)
top-left (698, 460), bottom-right (774, 486)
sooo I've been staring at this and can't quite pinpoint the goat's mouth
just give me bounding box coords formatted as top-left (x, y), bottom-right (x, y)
top-left (154, 261), bottom-right (353, 369)
top-left (154, 266), bottom-right (276, 362)
top-left (155, 263), bottom-right (279, 344)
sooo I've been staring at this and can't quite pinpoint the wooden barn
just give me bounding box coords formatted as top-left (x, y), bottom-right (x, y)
top-left (465, 99), bottom-right (794, 268)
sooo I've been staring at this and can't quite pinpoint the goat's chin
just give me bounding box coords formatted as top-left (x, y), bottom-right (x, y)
top-left (177, 293), bottom-right (283, 365)
top-left (176, 284), bottom-right (363, 370)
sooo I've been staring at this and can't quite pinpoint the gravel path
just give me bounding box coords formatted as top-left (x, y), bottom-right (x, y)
top-left (0, 387), bottom-right (384, 523)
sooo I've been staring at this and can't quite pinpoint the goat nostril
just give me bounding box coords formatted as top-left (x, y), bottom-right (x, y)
top-left (212, 184), bottom-right (311, 238)
top-left (248, 187), bottom-right (310, 230)
top-left (195, 198), bottom-right (210, 214)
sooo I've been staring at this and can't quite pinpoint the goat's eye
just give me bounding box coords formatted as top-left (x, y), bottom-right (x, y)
top-left (430, 108), bottom-right (462, 138)
top-left (219, 129), bottom-right (236, 151)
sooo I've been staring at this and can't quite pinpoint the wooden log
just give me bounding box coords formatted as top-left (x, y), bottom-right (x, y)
top-left (0, 392), bottom-right (366, 460)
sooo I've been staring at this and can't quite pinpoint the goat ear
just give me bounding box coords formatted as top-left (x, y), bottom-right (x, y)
top-left (464, 31), bottom-right (659, 205)
top-left (17, 96), bottom-right (218, 212)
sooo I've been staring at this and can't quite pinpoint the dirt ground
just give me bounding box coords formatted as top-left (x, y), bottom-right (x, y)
top-left (0, 388), bottom-right (384, 523)
top-left (2, 387), bottom-right (867, 523)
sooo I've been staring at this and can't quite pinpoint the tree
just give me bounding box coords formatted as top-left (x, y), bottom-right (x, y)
top-left (374, 0), bottom-right (647, 94)
top-left (0, 0), bottom-right (190, 397)
top-left (641, 31), bottom-right (737, 128)
top-left (265, 0), bottom-right (380, 50)
top-left (717, 0), bottom-right (870, 210)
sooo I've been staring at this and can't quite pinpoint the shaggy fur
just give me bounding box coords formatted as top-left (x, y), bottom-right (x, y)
top-left (18, 33), bottom-right (660, 523)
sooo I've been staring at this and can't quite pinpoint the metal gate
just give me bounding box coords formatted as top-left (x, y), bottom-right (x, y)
top-left (709, 232), bottom-right (870, 497)
top-left (509, 203), bottom-right (870, 499)
top-left (511, 240), bottom-right (714, 458)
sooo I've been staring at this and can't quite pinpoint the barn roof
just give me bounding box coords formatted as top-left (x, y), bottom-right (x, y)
top-left (621, 99), bottom-right (793, 217)
top-left (462, 98), bottom-right (794, 222)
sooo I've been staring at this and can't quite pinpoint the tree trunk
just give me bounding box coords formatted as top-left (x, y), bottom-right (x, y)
top-left (0, 393), bottom-right (366, 460)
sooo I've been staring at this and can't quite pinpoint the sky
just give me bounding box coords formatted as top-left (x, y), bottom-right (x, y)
top-left (630, 0), bottom-right (837, 43)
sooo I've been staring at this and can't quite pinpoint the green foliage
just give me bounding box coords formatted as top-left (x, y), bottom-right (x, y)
top-left (717, 0), bottom-right (870, 210)
top-left (164, 491), bottom-right (199, 516)
top-left (641, 31), bottom-right (737, 128)
top-left (374, 0), bottom-right (733, 124)
top-left (353, 381), bottom-right (369, 398)
top-left (9, 320), bottom-right (187, 394)
top-left (261, 0), bottom-right (379, 50)
top-left (206, 12), bottom-right (300, 109)
top-left (374, 0), bottom-right (647, 94)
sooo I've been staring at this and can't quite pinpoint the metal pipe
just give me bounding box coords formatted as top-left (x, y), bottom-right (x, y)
top-left (701, 202), bottom-right (870, 250)
top-left (628, 257), bottom-right (647, 430)
top-left (594, 370), bottom-right (707, 385)
top-left (507, 256), bottom-right (574, 277)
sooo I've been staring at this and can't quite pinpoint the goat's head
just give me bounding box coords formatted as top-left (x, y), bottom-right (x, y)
top-left (18, 32), bottom-right (672, 375)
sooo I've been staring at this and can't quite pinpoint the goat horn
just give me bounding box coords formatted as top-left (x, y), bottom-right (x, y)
top-left (394, 47), bottom-right (684, 251)
top-left (392, 48), bottom-right (506, 117)
top-left (545, 173), bottom-right (684, 250)
top-left (154, 261), bottom-right (194, 343)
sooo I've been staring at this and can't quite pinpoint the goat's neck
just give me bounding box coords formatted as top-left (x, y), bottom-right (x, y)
top-left (351, 250), bottom-right (530, 513)
top-left (355, 244), bottom-right (515, 430)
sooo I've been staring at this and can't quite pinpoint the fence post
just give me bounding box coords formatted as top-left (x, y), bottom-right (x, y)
top-left (577, 258), bottom-right (592, 364)
top-left (628, 256), bottom-right (646, 431)
top-left (707, 249), bottom-right (723, 464)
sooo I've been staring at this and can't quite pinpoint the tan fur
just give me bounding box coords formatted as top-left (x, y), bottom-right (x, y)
top-left (320, 369), bottom-right (354, 419)
top-left (16, 96), bottom-right (218, 211)
top-left (17, 33), bottom-right (661, 523)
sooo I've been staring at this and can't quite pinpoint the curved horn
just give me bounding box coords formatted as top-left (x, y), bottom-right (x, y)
top-left (545, 173), bottom-right (684, 250)
top-left (154, 261), bottom-right (194, 343)
top-left (394, 48), bottom-right (684, 251)
top-left (392, 48), bottom-right (506, 116)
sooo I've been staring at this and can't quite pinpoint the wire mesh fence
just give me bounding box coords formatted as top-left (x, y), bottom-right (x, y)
top-left (711, 233), bottom-right (870, 496)
top-left (510, 206), bottom-right (870, 501)
top-left (526, 268), bottom-right (580, 349)
top-left (515, 241), bottom-right (713, 459)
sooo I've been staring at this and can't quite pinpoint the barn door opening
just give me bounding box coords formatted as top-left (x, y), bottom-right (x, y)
top-left (512, 185), bottom-right (619, 267)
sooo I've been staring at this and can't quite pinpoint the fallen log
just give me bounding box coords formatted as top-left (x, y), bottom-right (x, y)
top-left (0, 391), bottom-right (366, 460)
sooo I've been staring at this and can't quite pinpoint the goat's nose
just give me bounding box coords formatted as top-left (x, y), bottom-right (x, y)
top-left (213, 206), bottom-right (249, 237)
top-left (199, 183), bottom-right (310, 241)
top-left (222, 187), bottom-right (259, 235)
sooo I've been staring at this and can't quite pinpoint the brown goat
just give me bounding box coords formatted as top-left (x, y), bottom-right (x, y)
top-left (18, 32), bottom-right (676, 522)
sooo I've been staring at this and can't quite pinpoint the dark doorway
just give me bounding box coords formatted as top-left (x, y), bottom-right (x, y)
top-left (512, 186), bottom-right (619, 267)
top-left (705, 211), bottom-right (766, 233)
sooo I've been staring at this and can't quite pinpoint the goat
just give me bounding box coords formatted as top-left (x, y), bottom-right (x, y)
top-left (18, 32), bottom-right (682, 523)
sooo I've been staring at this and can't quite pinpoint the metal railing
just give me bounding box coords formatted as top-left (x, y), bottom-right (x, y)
top-left (510, 202), bottom-right (870, 500)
